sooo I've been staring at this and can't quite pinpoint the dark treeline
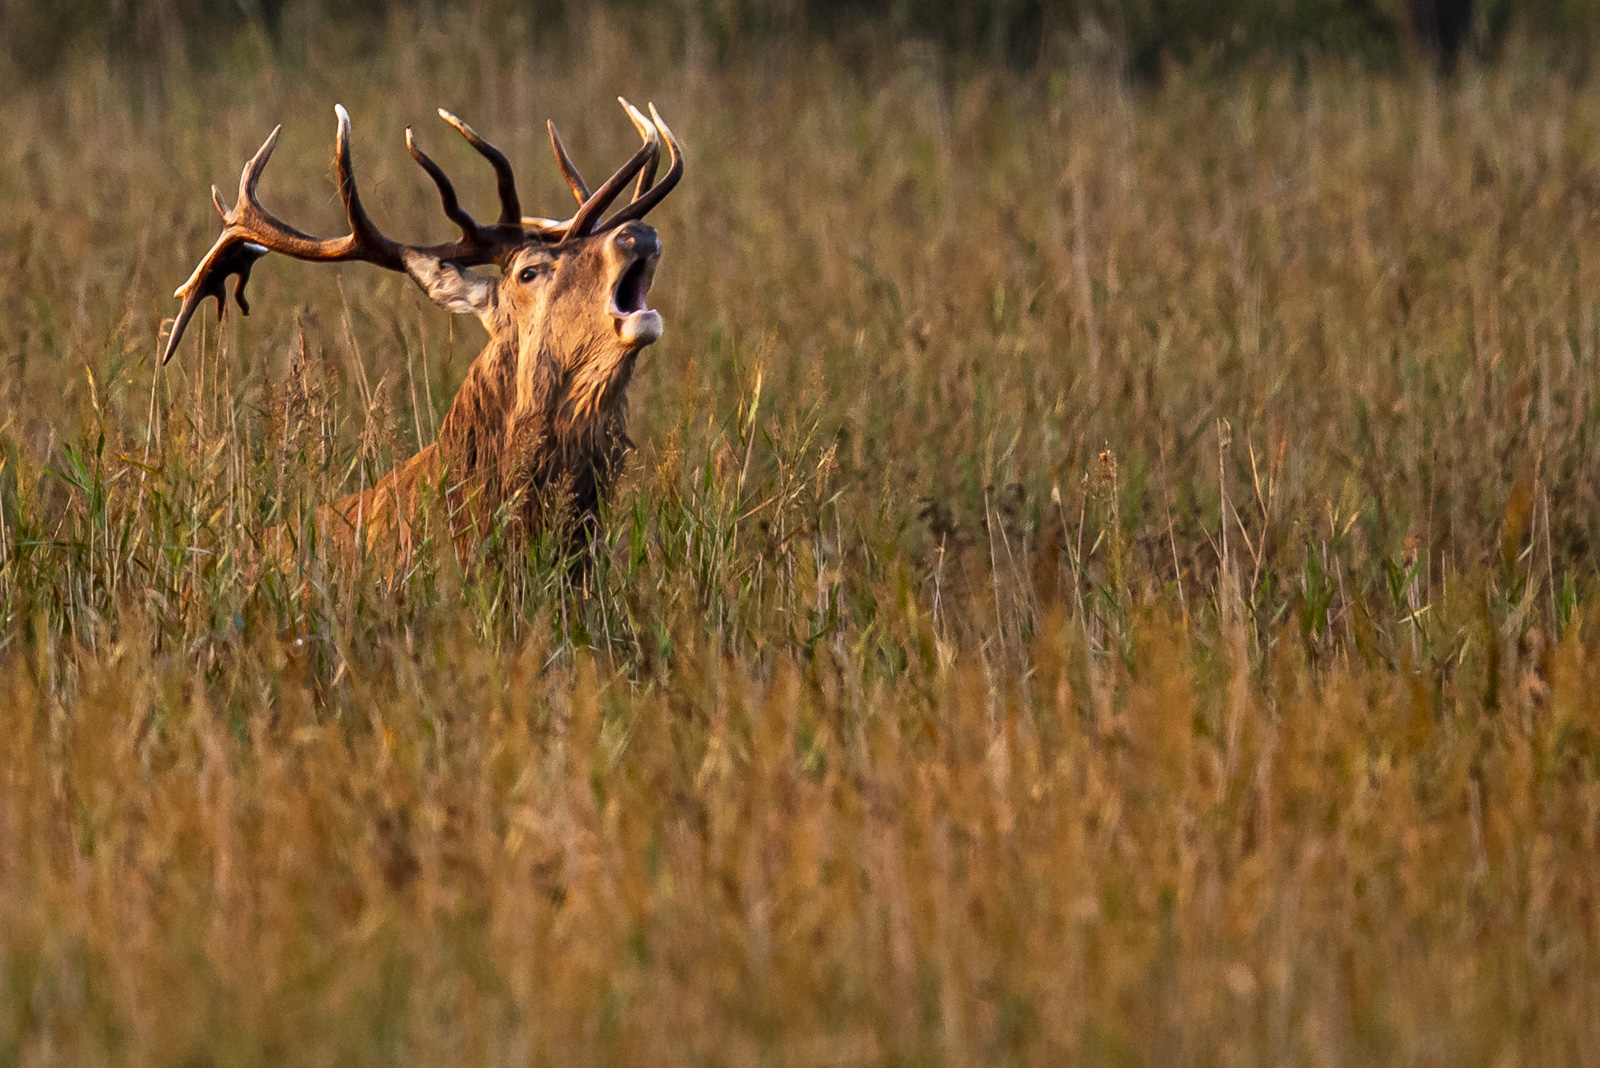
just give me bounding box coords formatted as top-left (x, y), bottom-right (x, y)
top-left (1, 0), bottom-right (1594, 78)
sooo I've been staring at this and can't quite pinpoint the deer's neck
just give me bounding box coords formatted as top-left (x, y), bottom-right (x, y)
top-left (434, 331), bottom-right (630, 519)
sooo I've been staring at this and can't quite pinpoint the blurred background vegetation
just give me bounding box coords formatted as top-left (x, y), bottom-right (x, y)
top-left (4, 0), bottom-right (1598, 80)
top-left (6, 1), bottom-right (1600, 1064)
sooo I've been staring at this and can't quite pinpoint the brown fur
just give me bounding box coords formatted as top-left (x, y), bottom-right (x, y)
top-left (325, 227), bottom-right (655, 561)
top-left (164, 104), bottom-right (679, 569)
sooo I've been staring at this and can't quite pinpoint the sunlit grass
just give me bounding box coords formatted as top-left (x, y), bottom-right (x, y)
top-left (2, 14), bottom-right (1599, 1065)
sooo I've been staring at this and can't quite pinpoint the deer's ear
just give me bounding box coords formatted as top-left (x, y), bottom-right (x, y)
top-left (402, 251), bottom-right (498, 325)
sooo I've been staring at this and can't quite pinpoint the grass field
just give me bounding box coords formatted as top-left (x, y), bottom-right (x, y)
top-left (3, 11), bottom-right (1600, 1065)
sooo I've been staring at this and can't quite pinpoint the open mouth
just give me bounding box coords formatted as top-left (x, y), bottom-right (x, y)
top-left (609, 254), bottom-right (662, 348)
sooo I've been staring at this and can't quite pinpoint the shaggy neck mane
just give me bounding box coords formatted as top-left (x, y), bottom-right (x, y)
top-left (434, 327), bottom-right (633, 529)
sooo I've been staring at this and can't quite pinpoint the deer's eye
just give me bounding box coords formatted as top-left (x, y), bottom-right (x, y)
top-left (517, 264), bottom-right (548, 285)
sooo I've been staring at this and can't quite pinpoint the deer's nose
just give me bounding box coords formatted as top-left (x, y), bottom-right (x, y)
top-left (612, 225), bottom-right (659, 260)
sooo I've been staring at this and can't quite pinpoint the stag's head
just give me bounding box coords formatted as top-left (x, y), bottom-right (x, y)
top-left (162, 100), bottom-right (683, 421)
top-left (491, 217), bottom-right (664, 423)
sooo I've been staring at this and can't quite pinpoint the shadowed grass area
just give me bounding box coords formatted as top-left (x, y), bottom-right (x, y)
top-left (2, 11), bottom-right (1599, 1065)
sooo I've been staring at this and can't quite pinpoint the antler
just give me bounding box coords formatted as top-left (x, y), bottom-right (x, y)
top-left (406, 98), bottom-right (673, 247)
top-left (162, 104), bottom-right (528, 365)
top-left (163, 100), bottom-right (684, 363)
top-left (540, 98), bottom-right (681, 242)
top-left (163, 106), bottom-right (413, 364)
top-left (547, 99), bottom-right (662, 210)
top-left (546, 119), bottom-right (592, 206)
top-left (562, 100), bottom-right (662, 242)
top-left (592, 103), bottom-right (683, 234)
top-left (403, 111), bottom-right (535, 259)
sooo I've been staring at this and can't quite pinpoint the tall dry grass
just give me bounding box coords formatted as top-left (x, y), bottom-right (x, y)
top-left (2, 11), bottom-right (1599, 1065)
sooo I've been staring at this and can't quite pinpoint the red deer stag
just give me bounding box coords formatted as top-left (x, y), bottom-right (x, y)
top-left (162, 100), bottom-right (682, 559)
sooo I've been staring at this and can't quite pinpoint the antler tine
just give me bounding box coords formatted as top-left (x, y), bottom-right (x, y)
top-left (235, 123), bottom-right (282, 214)
top-left (618, 99), bottom-right (659, 201)
top-left (406, 126), bottom-right (480, 240)
top-left (534, 101), bottom-right (657, 239)
top-left (547, 120), bottom-right (591, 206)
top-left (437, 109), bottom-right (521, 227)
top-left (333, 105), bottom-right (405, 267)
top-left (597, 103), bottom-right (683, 232)
top-left (562, 100), bottom-right (662, 242)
